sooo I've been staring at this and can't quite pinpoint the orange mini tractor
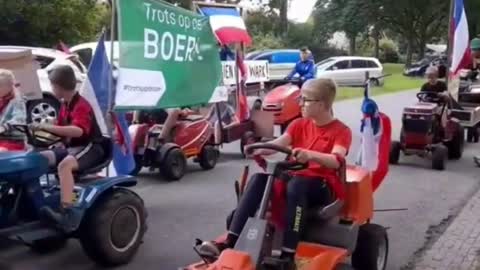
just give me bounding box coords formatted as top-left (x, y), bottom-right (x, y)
top-left (181, 136), bottom-right (391, 270)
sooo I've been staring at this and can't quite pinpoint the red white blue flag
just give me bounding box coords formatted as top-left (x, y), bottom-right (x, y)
top-left (200, 7), bottom-right (252, 46)
top-left (79, 32), bottom-right (135, 176)
top-left (450, 0), bottom-right (471, 75)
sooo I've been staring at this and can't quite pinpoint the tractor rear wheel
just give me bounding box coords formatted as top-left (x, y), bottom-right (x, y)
top-left (389, 141), bottom-right (401, 164)
top-left (79, 189), bottom-right (147, 267)
top-left (352, 223), bottom-right (388, 270)
top-left (432, 145), bottom-right (447, 170)
top-left (447, 125), bottom-right (464, 159)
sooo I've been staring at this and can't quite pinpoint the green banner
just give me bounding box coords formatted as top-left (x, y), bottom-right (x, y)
top-left (114, 0), bottom-right (226, 110)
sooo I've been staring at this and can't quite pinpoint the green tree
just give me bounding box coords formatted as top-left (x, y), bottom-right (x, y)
top-left (0, 0), bottom-right (108, 47)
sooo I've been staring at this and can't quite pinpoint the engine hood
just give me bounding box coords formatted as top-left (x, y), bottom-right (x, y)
top-left (264, 84), bottom-right (300, 104)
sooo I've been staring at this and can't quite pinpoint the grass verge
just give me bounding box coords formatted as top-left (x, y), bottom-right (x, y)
top-left (337, 63), bottom-right (424, 101)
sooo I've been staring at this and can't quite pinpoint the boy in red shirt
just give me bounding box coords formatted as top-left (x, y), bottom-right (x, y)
top-left (201, 78), bottom-right (352, 268)
top-left (33, 65), bottom-right (104, 231)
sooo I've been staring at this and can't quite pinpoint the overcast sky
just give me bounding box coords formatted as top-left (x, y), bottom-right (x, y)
top-left (237, 0), bottom-right (316, 23)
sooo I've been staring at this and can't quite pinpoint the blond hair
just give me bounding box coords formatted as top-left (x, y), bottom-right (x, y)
top-left (303, 78), bottom-right (337, 108)
top-left (0, 69), bottom-right (15, 88)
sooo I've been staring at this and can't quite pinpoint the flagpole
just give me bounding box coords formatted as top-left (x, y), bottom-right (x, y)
top-left (106, 0), bottom-right (116, 177)
top-left (446, 0), bottom-right (454, 85)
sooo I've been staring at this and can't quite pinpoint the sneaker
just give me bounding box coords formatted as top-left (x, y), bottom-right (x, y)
top-left (40, 206), bottom-right (81, 232)
top-left (197, 241), bottom-right (230, 257)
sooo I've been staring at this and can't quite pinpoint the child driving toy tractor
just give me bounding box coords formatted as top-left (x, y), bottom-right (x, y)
top-left (29, 65), bottom-right (106, 231)
top-left (184, 77), bottom-right (391, 270)
top-left (390, 66), bottom-right (464, 170)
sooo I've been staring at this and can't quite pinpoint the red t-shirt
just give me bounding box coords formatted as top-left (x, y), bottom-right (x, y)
top-left (56, 93), bottom-right (95, 147)
top-left (286, 118), bottom-right (352, 198)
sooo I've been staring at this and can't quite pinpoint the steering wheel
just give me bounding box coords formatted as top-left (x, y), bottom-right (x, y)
top-left (244, 143), bottom-right (307, 171)
top-left (416, 91), bottom-right (443, 103)
top-left (9, 124), bottom-right (63, 148)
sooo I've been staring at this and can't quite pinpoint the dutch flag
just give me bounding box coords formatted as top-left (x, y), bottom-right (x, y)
top-left (200, 7), bottom-right (252, 46)
top-left (450, 0), bottom-right (471, 75)
top-left (79, 32), bottom-right (135, 176)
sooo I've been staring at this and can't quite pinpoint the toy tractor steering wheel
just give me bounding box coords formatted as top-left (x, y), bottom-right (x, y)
top-left (9, 124), bottom-right (63, 148)
top-left (244, 143), bottom-right (307, 171)
top-left (416, 91), bottom-right (443, 103)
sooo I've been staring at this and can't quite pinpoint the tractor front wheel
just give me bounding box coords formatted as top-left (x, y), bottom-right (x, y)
top-left (351, 223), bottom-right (389, 270)
top-left (160, 148), bottom-right (187, 181)
top-left (389, 141), bottom-right (401, 164)
top-left (199, 145), bottom-right (219, 170)
top-left (432, 145), bottom-right (447, 170)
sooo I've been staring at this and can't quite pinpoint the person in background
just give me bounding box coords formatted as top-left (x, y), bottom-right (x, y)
top-left (219, 44), bottom-right (235, 61)
top-left (420, 66), bottom-right (448, 99)
top-left (0, 69), bottom-right (27, 151)
top-left (285, 47), bottom-right (316, 87)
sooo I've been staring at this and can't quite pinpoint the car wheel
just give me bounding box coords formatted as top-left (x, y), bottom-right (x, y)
top-left (27, 96), bottom-right (60, 124)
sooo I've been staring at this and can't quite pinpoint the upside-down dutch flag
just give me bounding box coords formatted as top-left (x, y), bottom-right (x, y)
top-left (356, 90), bottom-right (392, 191)
top-left (200, 7), bottom-right (252, 46)
top-left (79, 32), bottom-right (135, 176)
top-left (450, 0), bottom-right (471, 75)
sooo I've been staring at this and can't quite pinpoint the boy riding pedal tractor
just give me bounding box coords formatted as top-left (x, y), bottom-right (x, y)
top-left (31, 65), bottom-right (105, 231)
top-left (200, 78), bottom-right (352, 270)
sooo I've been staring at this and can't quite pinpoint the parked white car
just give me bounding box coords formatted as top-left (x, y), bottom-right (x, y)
top-left (315, 56), bottom-right (384, 86)
top-left (0, 46), bottom-right (87, 124)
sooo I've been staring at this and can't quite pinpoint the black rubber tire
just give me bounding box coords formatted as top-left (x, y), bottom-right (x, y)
top-left (351, 223), bottom-right (389, 270)
top-left (79, 188), bottom-right (147, 267)
top-left (447, 125), bottom-right (464, 160)
top-left (432, 145), bottom-right (447, 170)
top-left (129, 155), bottom-right (143, 176)
top-left (28, 236), bottom-right (68, 254)
top-left (389, 141), bottom-right (401, 164)
top-left (240, 131), bottom-right (256, 156)
top-left (474, 127), bottom-right (480, 143)
top-left (467, 127), bottom-right (474, 143)
top-left (199, 145), bottom-right (218, 170)
top-left (253, 100), bottom-right (262, 110)
top-left (160, 148), bottom-right (186, 180)
top-left (27, 96), bottom-right (60, 124)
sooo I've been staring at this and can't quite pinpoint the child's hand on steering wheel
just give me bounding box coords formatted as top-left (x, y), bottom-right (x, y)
top-left (292, 148), bottom-right (312, 163)
top-left (29, 122), bottom-right (44, 131)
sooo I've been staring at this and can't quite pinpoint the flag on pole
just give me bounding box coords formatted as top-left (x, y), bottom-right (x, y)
top-left (200, 6), bottom-right (252, 46)
top-left (79, 32), bottom-right (135, 176)
top-left (450, 0), bottom-right (471, 75)
top-left (235, 50), bottom-right (249, 122)
top-left (356, 85), bottom-right (391, 191)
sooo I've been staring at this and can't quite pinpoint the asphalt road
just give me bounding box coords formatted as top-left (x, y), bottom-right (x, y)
top-left (2, 89), bottom-right (480, 270)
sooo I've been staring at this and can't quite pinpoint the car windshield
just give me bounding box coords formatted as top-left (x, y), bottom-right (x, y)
top-left (315, 58), bottom-right (335, 70)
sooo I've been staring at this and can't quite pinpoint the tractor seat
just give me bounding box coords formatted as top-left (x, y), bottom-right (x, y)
top-left (47, 137), bottom-right (113, 178)
top-left (76, 136), bottom-right (113, 176)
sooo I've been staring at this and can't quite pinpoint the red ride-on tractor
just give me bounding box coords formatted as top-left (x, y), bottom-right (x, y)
top-left (390, 91), bottom-right (464, 170)
top-left (128, 111), bottom-right (218, 180)
top-left (262, 80), bottom-right (302, 133)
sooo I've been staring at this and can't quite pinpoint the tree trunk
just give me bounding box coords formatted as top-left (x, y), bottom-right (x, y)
top-left (349, 34), bottom-right (356, 55)
top-left (406, 35), bottom-right (414, 67)
top-left (374, 25), bottom-right (380, 59)
top-left (279, 0), bottom-right (288, 37)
